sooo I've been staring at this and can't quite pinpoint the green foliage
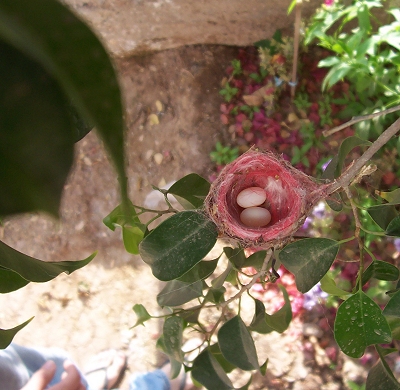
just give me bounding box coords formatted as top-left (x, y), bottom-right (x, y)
top-left (219, 82), bottom-right (238, 102)
top-left (304, 0), bottom-right (400, 139)
top-left (0, 0), bottom-right (127, 346)
top-left (210, 142), bottom-right (239, 165)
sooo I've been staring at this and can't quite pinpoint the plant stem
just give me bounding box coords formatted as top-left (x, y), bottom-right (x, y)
top-left (291, 0), bottom-right (302, 99)
top-left (326, 117), bottom-right (400, 194)
top-left (323, 104), bottom-right (400, 137)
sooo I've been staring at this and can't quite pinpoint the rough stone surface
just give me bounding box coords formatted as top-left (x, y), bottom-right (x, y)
top-left (64, 0), bottom-right (320, 57)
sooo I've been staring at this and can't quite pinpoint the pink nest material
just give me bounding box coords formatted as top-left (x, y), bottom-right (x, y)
top-left (205, 149), bottom-right (328, 249)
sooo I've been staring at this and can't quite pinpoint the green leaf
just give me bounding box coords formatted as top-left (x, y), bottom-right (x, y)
top-left (103, 201), bottom-right (144, 231)
top-left (322, 63), bottom-right (352, 90)
top-left (218, 316), bottom-right (259, 371)
top-left (244, 250), bottom-right (268, 270)
top-left (163, 317), bottom-right (184, 364)
top-left (366, 346), bottom-right (400, 390)
top-left (0, 317), bottom-right (34, 349)
top-left (178, 257), bottom-right (220, 283)
top-left (0, 267), bottom-right (29, 293)
top-left (139, 211), bottom-right (218, 281)
top-left (334, 290), bottom-right (392, 358)
top-left (0, 39), bottom-right (74, 216)
top-left (320, 273), bottom-right (351, 297)
top-left (167, 174), bottom-right (210, 210)
top-left (157, 280), bottom-right (203, 307)
top-left (192, 349), bottom-right (234, 390)
top-left (383, 289), bottom-right (400, 318)
top-left (224, 247), bottom-right (247, 268)
top-left (279, 238), bottom-right (340, 293)
top-left (0, 0), bottom-right (128, 205)
top-left (132, 304), bottom-right (152, 328)
top-left (249, 287), bottom-right (292, 334)
top-left (204, 286), bottom-right (226, 304)
top-left (0, 240), bottom-right (95, 283)
top-left (208, 343), bottom-right (237, 373)
top-left (385, 216), bottom-right (400, 237)
top-left (362, 261), bottom-right (399, 285)
top-left (377, 189), bottom-right (400, 204)
top-left (122, 226), bottom-right (145, 255)
top-left (368, 205), bottom-right (398, 230)
top-left (357, 4), bottom-right (371, 32)
top-left (318, 56), bottom-right (341, 67)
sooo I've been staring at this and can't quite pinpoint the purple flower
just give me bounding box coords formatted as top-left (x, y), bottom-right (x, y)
top-left (394, 238), bottom-right (400, 252)
top-left (312, 201), bottom-right (326, 219)
top-left (324, 0), bottom-right (334, 6)
top-left (322, 158), bottom-right (332, 172)
top-left (303, 283), bottom-right (328, 310)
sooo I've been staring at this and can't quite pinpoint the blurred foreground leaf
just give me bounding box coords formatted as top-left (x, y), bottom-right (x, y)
top-left (0, 317), bottom-right (33, 349)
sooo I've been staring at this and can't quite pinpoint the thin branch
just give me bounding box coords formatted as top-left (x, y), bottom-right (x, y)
top-left (326, 117), bottom-right (400, 194)
top-left (323, 104), bottom-right (400, 137)
top-left (291, 0), bottom-right (302, 99)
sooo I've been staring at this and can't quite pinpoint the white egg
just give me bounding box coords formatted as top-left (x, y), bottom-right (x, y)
top-left (240, 207), bottom-right (272, 227)
top-left (236, 187), bottom-right (267, 208)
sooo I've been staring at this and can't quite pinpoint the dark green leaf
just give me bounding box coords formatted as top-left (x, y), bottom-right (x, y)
top-left (103, 201), bottom-right (143, 231)
top-left (326, 193), bottom-right (343, 212)
top-left (362, 261), bottom-right (399, 285)
top-left (0, 267), bottom-right (29, 293)
top-left (366, 346), bottom-right (400, 390)
top-left (218, 316), bottom-right (259, 371)
top-left (0, 0), bottom-right (128, 205)
top-left (0, 317), bottom-right (33, 349)
top-left (279, 238), bottom-right (340, 293)
top-left (163, 317), bottom-right (184, 364)
top-left (177, 307), bottom-right (201, 324)
top-left (336, 136), bottom-right (371, 177)
top-left (209, 343), bottom-right (236, 373)
top-left (204, 286), bottom-right (226, 304)
top-left (192, 349), bottom-right (233, 390)
top-left (249, 299), bottom-right (274, 334)
top-left (0, 240), bottom-right (95, 282)
top-left (368, 205), bottom-right (398, 230)
top-left (139, 211), bottom-right (218, 281)
top-left (0, 39), bottom-right (74, 216)
top-left (321, 155), bottom-right (339, 181)
top-left (244, 250), bottom-right (268, 270)
top-left (224, 247), bottom-right (247, 268)
top-left (386, 217), bottom-right (400, 237)
top-left (178, 258), bottom-right (219, 283)
top-left (157, 280), bottom-right (203, 307)
top-left (66, 101), bottom-right (93, 143)
top-left (383, 289), bottom-right (400, 318)
top-left (132, 304), bottom-right (152, 328)
top-left (168, 174), bottom-right (210, 210)
top-left (334, 290), bottom-right (392, 358)
top-left (211, 263), bottom-right (233, 289)
top-left (260, 359), bottom-right (268, 376)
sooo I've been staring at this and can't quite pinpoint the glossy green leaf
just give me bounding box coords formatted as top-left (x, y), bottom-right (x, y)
top-left (122, 226), bottom-right (145, 255)
top-left (334, 290), bottom-right (392, 358)
top-left (0, 39), bottom-right (74, 216)
top-left (0, 240), bottom-right (95, 282)
top-left (167, 174), bottom-right (210, 210)
top-left (320, 273), bottom-right (351, 297)
top-left (192, 349), bottom-right (234, 390)
top-left (163, 317), bottom-right (184, 364)
top-left (218, 316), bottom-right (259, 371)
top-left (368, 205), bottom-right (398, 230)
top-left (279, 238), bottom-right (340, 293)
top-left (132, 304), bottom-right (152, 328)
top-left (157, 280), bottom-right (202, 307)
top-left (326, 193), bottom-right (343, 212)
top-left (249, 299), bottom-right (274, 334)
top-left (0, 317), bottom-right (34, 349)
top-left (362, 261), bottom-right (399, 285)
top-left (178, 258), bottom-right (219, 283)
top-left (211, 263), bottom-right (233, 289)
top-left (383, 289), bottom-right (400, 318)
top-left (0, 267), bottom-right (29, 293)
top-left (0, 0), bottom-right (128, 205)
top-left (177, 307), bottom-right (201, 324)
top-left (337, 136), bottom-right (371, 177)
top-left (386, 216), bottom-right (400, 237)
top-left (140, 211), bottom-right (218, 281)
top-left (204, 286), bottom-right (226, 304)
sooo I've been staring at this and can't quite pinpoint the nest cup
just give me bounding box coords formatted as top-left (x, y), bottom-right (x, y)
top-left (205, 150), bottom-right (326, 248)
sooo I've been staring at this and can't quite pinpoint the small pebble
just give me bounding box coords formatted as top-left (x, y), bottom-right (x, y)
top-left (240, 207), bottom-right (271, 227)
top-left (236, 187), bottom-right (267, 208)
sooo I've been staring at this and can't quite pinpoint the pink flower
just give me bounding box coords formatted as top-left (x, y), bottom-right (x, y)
top-left (324, 0), bottom-right (334, 6)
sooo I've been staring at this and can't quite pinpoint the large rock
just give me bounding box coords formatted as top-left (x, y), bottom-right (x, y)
top-left (64, 0), bottom-right (319, 57)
